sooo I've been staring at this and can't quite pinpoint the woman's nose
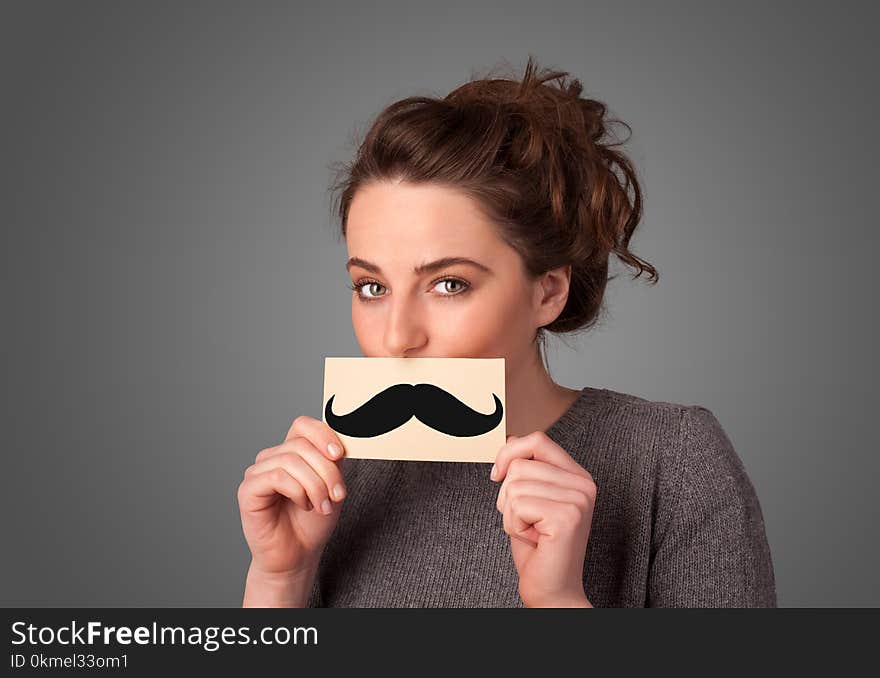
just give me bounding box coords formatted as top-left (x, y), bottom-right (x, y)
top-left (383, 297), bottom-right (427, 357)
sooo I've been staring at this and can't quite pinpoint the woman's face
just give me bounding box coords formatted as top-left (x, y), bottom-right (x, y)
top-left (345, 180), bottom-right (568, 367)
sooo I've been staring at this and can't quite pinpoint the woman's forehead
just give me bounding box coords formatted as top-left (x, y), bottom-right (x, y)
top-left (345, 217), bottom-right (520, 274)
top-left (347, 217), bottom-right (498, 251)
top-left (348, 183), bottom-right (495, 238)
top-left (345, 183), bottom-right (516, 269)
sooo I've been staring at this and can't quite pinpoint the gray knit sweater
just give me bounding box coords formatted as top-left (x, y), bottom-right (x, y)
top-left (305, 386), bottom-right (777, 607)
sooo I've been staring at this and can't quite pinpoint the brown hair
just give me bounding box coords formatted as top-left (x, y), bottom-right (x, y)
top-left (328, 55), bottom-right (658, 358)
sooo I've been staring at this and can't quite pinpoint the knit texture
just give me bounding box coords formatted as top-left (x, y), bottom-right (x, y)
top-left (305, 386), bottom-right (777, 607)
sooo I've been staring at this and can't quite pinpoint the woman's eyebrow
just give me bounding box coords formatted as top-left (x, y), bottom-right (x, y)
top-left (346, 256), bottom-right (492, 276)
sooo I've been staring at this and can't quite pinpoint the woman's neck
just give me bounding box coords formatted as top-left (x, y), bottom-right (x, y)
top-left (504, 351), bottom-right (583, 437)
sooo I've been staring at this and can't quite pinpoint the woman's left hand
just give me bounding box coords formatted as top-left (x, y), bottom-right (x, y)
top-left (491, 431), bottom-right (597, 608)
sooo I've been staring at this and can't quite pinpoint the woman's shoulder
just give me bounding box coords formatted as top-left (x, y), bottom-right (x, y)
top-left (572, 387), bottom-right (765, 547)
top-left (569, 386), bottom-right (742, 484)
top-left (581, 385), bottom-right (708, 413)
top-left (571, 385), bottom-right (721, 439)
top-left (578, 385), bottom-right (726, 433)
top-left (581, 386), bottom-right (757, 511)
top-left (584, 389), bottom-right (777, 606)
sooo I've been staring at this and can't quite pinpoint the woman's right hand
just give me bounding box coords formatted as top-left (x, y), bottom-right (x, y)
top-left (237, 415), bottom-right (348, 579)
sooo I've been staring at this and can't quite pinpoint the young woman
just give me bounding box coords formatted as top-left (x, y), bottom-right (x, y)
top-left (237, 57), bottom-right (777, 608)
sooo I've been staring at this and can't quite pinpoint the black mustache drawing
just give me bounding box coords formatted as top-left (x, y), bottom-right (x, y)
top-left (325, 383), bottom-right (503, 438)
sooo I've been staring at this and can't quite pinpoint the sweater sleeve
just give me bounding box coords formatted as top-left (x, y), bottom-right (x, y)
top-left (647, 405), bottom-right (777, 607)
top-left (305, 575), bottom-right (323, 608)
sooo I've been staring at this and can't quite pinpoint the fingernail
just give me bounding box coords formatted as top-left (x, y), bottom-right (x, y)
top-left (490, 464), bottom-right (497, 481)
top-left (328, 443), bottom-right (342, 459)
top-left (332, 484), bottom-right (345, 501)
top-left (321, 499), bottom-right (332, 515)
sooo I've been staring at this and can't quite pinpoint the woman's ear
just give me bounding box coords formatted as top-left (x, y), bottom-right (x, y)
top-left (532, 264), bottom-right (571, 327)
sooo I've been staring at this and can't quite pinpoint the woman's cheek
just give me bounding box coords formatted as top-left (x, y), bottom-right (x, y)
top-left (351, 303), bottom-right (384, 354)
top-left (437, 298), bottom-right (511, 354)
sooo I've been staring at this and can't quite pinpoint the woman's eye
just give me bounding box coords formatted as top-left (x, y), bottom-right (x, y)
top-left (359, 282), bottom-right (386, 299)
top-left (433, 278), bottom-right (469, 295)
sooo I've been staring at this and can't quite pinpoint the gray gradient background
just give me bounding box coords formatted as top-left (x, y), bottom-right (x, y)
top-left (2, 1), bottom-right (877, 607)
